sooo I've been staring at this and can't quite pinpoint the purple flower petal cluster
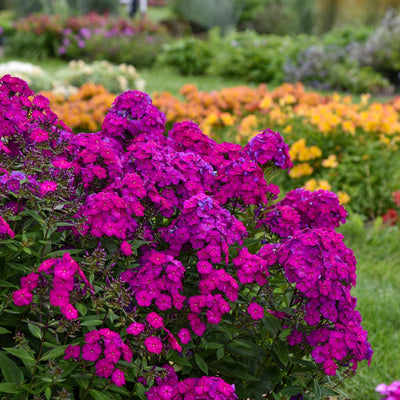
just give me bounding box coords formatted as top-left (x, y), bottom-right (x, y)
top-left (71, 132), bottom-right (123, 188)
top-left (147, 364), bottom-right (237, 400)
top-left (277, 228), bottom-right (371, 375)
top-left (233, 247), bottom-right (270, 286)
top-left (68, 328), bottom-right (131, 386)
top-left (13, 253), bottom-right (90, 320)
top-left (120, 250), bottom-right (186, 311)
top-left (163, 194), bottom-right (247, 263)
top-left (244, 128), bottom-right (293, 171)
top-left (257, 188), bottom-right (348, 238)
top-left (102, 90), bottom-right (166, 145)
top-left (79, 190), bottom-right (138, 239)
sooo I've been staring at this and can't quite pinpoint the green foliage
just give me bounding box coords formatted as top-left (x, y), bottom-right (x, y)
top-left (156, 38), bottom-right (213, 75)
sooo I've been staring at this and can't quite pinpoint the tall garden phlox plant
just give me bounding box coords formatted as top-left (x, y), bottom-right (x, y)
top-left (0, 75), bottom-right (372, 400)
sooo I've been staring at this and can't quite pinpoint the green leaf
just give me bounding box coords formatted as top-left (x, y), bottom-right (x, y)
top-left (194, 353), bottom-right (208, 375)
top-left (40, 345), bottom-right (68, 361)
top-left (0, 280), bottom-right (17, 288)
top-left (217, 347), bottom-right (224, 360)
top-left (0, 352), bottom-right (24, 383)
top-left (3, 347), bottom-right (35, 367)
top-left (272, 342), bottom-right (289, 366)
top-left (0, 382), bottom-right (22, 393)
top-left (81, 320), bottom-right (103, 327)
top-left (313, 379), bottom-right (322, 400)
top-left (134, 383), bottom-right (147, 400)
top-left (0, 327), bottom-right (11, 334)
top-left (168, 352), bottom-right (192, 367)
top-left (279, 385), bottom-right (304, 396)
top-left (27, 321), bottom-right (42, 339)
top-left (75, 303), bottom-right (87, 317)
top-left (45, 386), bottom-right (51, 400)
top-left (88, 389), bottom-right (113, 400)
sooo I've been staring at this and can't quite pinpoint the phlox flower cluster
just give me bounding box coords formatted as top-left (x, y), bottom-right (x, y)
top-left (5, 75), bottom-right (372, 397)
top-left (146, 364), bottom-right (237, 400)
top-left (65, 328), bottom-right (132, 386)
top-left (13, 252), bottom-right (90, 320)
top-left (376, 381), bottom-right (400, 400)
top-left (257, 188), bottom-right (348, 238)
top-left (163, 193), bottom-right (247, 264)
top-left (277, 227), bottom-right (371, 375)
top-left (244, 128), bottom-right (293, 171)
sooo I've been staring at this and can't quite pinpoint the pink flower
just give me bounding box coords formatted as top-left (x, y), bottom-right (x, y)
top-left (0, 216), bottom-right (15, 238)
top-left (247, 302), bottom-right (264, 320)
top-left (13, 288), bottom-right (33, 306)
top-left (155, 294), bottom-right (172, 311)
top-left (60, 303), bottom-right (78, 320)
top-left (178, 328), bottom-right (191, 345)
top-left (111, 368), bottom-right (125, 387)
top-left (323, 359), bottom-right (338, 376)
top-left (20, 272), bottom-right (39, 290)
top-left (104, 344), bottom-right (121, 364)
top-left (120, 241), bottom-right (132, 256)
top-left (95, 358), bottom-right (114, 378)
top-left (127, 322), bottom-right (145, 335)
top-left (31, 128), bottom-right (48, 142)
top-left (136, 290), bottom-right (152, 307)
top-left (144, 336), bottom-right (163, 354)
top-left (85, 330), bottom-right (101, 343)
top-left (40, 180), bottom-right (57, 195)
top-left (167, 333), bottom-right (182, 352)
top-left (146, 312), bottom-right (164, 329)
top-left (82, 342), bottom-right (102, 362)
top-left (37, 258), bottom-right (56, 272)
top-left (64, 344), bottom-right (81, 360)
top-left (121, 343), bottom-right (133, 362)
top-left (49, 288), bottom-right (70, 307)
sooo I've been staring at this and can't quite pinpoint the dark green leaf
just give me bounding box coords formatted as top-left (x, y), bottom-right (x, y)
top-left (0, 382), bottom-right (22, 393)
top-left (81, 320), bottom-right (103, 327)
top-left (3, 347), bottom-right (35, 367)
top-left (40, 345), bottom-right (68, 361)
top-left (134, 383), bottom-right (147, 400)
top-left (0, 327), bottom-right (11, 334)
top-left (272, 342), bottom-right (289, 366)
top-left (27, 321), bottom-right (42, 339)
top-left (194, 353), bottom-right (208, 375)
top-left (0, 280), bottom-right (17, 288)
top-left (313, 378), bottom-right (322, 400)
top-left (217, 347), bottom-right (224, 360)
top-left (88, 389), bottom-right (113, 400)
top-left (0, 352), bottom-right (24, 383)
top-left (280, 385), bottom-right (304, 396)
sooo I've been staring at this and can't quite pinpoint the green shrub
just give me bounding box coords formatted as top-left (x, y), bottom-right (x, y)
top-left (156, 38), bottom-right (213, 75)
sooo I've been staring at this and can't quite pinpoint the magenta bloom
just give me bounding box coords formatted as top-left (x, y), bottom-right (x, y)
top-left (104, 344), bottom-right (121, 364)
top-left (0, 216), bottom-right (15, 238)
top-left (40, 180), bottom-right (57, 195)
top-left (20, 272), bottom-right (39, 291)
top-left (146, 312), bottom-right (164, 329)
top-left (60, 303), bottom-right (78, 320)
top-left (13, 288), bottom-right (33, 306)
top-left (64, 344), bottom-right (81, 360)
top-left (120, 240), bottom-right (132, 256)
top-left (111, 368), bottom-right (126, 387)
top-left (247, 302), bottom-right (264, 320)
top-left (82, 342), bottom-right (102, 362)
top-left (144, 336), bottom-right (163, 354)
top-left (95, 358), bottom-right (113, 378)
top-left (178, 328), bottom-right (191, 345)
top-left (85, 330), bottom-right (101, 343)
top-left (37, 258), bottom-right (56, 272)
top-left (127, 322), bottom-right (145, 335)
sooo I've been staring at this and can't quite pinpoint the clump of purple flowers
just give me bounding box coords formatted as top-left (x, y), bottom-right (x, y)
top-left (377, 381), bottom-right (400, 400)
top-left (1, 74), bottom-right (372, 399)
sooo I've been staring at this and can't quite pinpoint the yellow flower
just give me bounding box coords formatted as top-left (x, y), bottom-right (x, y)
top-left (317, 180), bottom-right (332, 191)
top-left (260, 95), bottom-right (273, 109)
top-left (220, 112), bottom-right (235, 126)
top-left (289, 163), bottom-right (313, 178)
top-left (322, 154), bottom-right (338, 168)
top-left (239, 115), bottom-right (259, 137)
top-left (337, 191), bottom-right (351, 205)
top-left (283, 125), bottom-right (292, 133)
top-left (204, 112), bottom-right (219, 126)
top-left (303, 179), bottom-right (318, 191)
